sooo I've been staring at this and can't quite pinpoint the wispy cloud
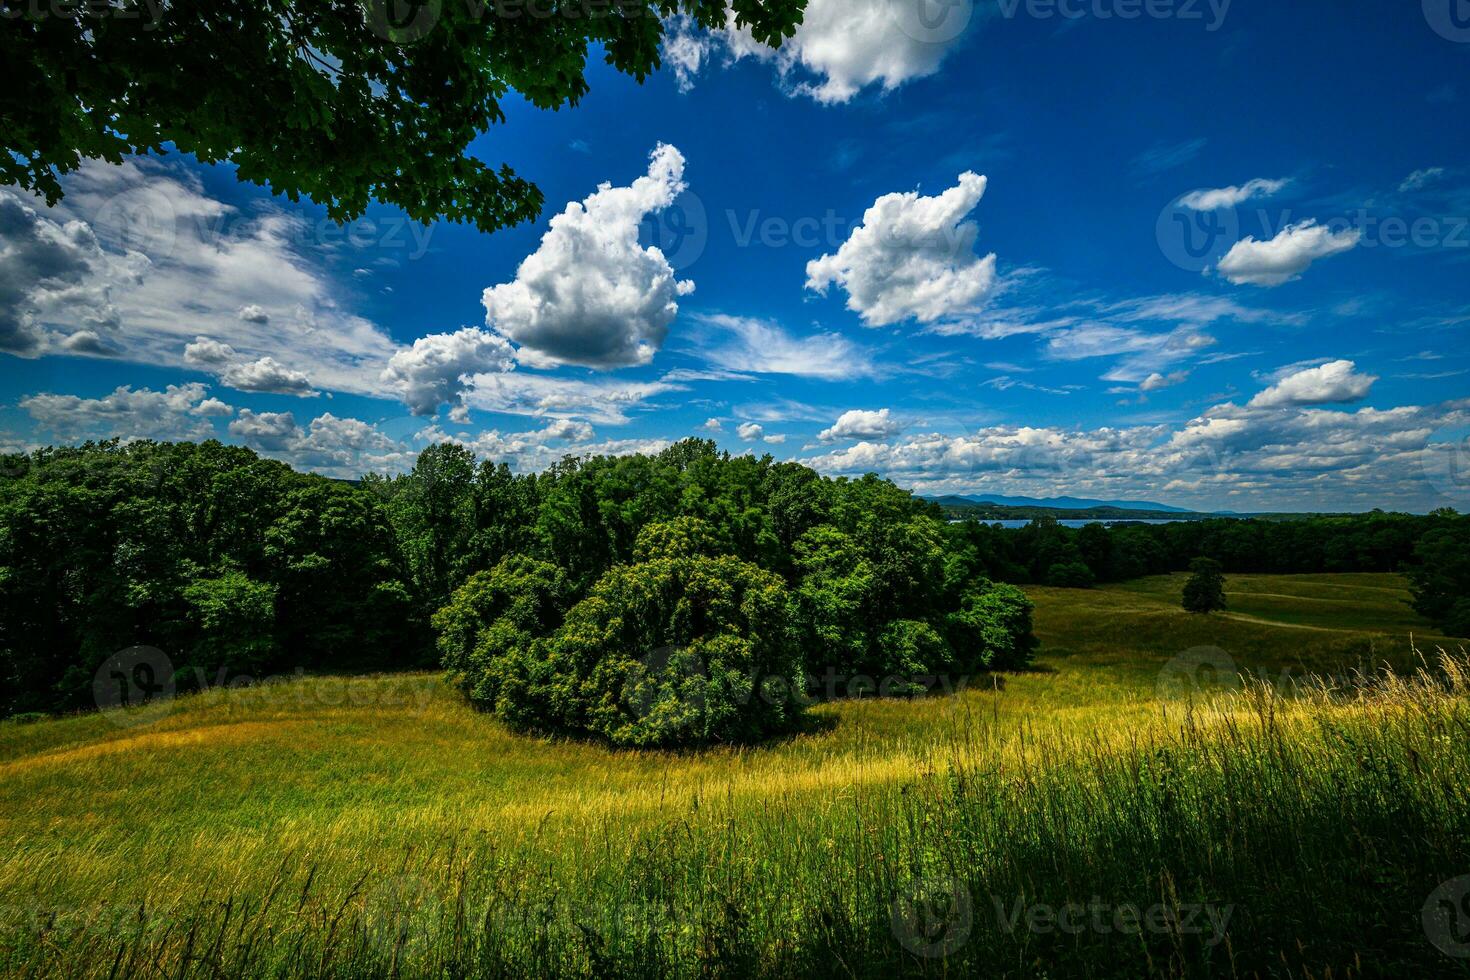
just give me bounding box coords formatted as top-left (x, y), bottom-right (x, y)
top-left (1178, 178), bottom-right (1291, 211)
top-left (684, 313), bottom-right (879, 380)
top-left (1132, 138), bottom-right (1207, 177)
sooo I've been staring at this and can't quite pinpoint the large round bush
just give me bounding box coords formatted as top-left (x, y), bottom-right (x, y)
top-left (511, 555), bottom-right (804, 748)
top-left (434, 556), bottom-right (569, 711)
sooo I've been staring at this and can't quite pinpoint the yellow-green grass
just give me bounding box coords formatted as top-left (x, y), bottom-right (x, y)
top-left (2, 574), bottom-right (1468, 978)
top-left (1030, 571), bottom-right (1464, 688)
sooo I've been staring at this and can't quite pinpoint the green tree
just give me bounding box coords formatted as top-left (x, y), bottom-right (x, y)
top-left (513, 555), bottom-right (803, 747)
top-left (1075, 522), bottom-right (1112, 578)
top-left (1181, 557), bottom-right (1227, 614)
top-left (2, 0), bottom-right (807, 231)
top-left (792, 525), bottom-right (875, 678)
top-left (0, 440), bottom-right (419, 715)
top-left (1045, 561), bottom-right (1095, 589)
top-left (434, 556), bottom-right (569, 712)
top-left (180, 572), bottom-right (278, 679)
top-left (264, 481), bottom-right (418, 668)
top-left (385, 442), bottom-right (478, 617)
top-left (873, 620), bottom-right (948, 694)
top-left (633, 516), bottom-right (727, 562)
top-left (762, 461), bottom-right (831, 569)
top-left (468, 461), bottom-right (539, 571)
top-left (944, 582), bottom-right (1036, 671)
top-left (1405, 526), bottom-right (1470, 637)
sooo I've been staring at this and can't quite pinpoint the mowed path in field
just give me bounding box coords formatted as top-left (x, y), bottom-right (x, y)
top-left (1217, 611), bottom-right (1346, 632)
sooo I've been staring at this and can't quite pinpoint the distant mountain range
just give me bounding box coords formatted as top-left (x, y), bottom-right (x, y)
top-left (931, 493), bottom-right (1201, 514)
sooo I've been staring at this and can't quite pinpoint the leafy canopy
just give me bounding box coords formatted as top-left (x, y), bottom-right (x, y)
top-left (10, 436), bottom-right (1462, 739)
top-left (1406, 527), bottom-right (1470, 638)
top-left (0, 440), bottom-right (419, 717)
top-left (2, 0), bottom-right (806, 231)
top-left (435, 555), bottom-right (569, 711)
top-left (512, 552), bottom-right (805, 747)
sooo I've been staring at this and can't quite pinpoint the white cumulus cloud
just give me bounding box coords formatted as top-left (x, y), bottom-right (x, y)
top-left (228, 409), bottom-right (300, 451)
top-left (818, 408), bottom-right (903, 442)
top-left (1248, 359), bottom-right (1377, 409)
top-left (669, 0), bottom-right (973, 105)
top-left (184, 336), bottom-right (317, 396)
top-left (229, 410), bottom-right (414, 478)
top-left (806, 172), bottom-right (995, 327)
top-left (1214, 220), bottom-right (1361, 287)
top-left (21, 383), bottom-right (228, 443)
top-left (482, 143), bottom-right (694, 368)
top-left (380, 327), bottom-right (516, 418)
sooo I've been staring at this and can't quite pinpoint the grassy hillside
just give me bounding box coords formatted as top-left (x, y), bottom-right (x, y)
top-left (1028, 571), bottom-right (1460, 689)
top-left (2, 574), bottom-right (1468, 977)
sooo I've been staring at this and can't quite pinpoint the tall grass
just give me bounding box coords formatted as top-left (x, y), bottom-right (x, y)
top-left (4, 647), bottom-right (1468, 978)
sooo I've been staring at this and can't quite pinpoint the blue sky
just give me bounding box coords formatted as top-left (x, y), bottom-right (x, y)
top-left (2, 0), bottom-right (1468, 511)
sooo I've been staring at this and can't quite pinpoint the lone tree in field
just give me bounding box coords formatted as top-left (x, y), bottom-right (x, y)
top-left (2, 0), bottom-right (806, 231)
top-left (1182, 557), bottom-right (1227, 614)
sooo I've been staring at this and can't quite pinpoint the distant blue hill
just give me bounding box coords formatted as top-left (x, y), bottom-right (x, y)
top-left (944, 493), bottom-right (1200, 514)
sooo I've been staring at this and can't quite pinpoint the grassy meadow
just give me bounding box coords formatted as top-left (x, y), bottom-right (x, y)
top-left (3, 573), bottom-right (1469, 978)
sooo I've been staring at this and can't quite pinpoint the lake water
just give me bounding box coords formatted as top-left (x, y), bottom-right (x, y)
top-left (956, 518), bottom-right (1196, 529)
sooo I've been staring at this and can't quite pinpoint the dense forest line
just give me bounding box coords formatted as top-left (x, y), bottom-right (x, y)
top-left (952, 509), bottom-right (1453, 585)
top-left (2, 440), bottom-right (1465, 741)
